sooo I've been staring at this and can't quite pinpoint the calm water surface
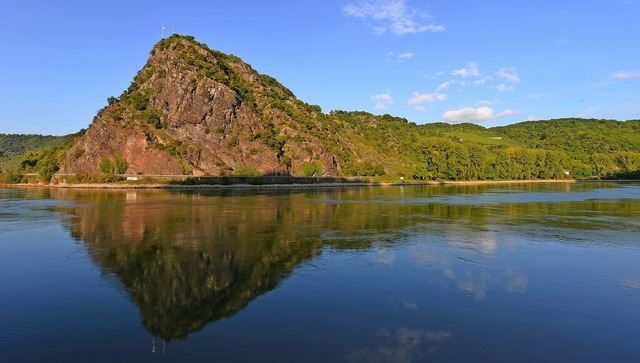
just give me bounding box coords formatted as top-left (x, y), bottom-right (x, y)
top-left (1, 182), bottom-right (639, 362)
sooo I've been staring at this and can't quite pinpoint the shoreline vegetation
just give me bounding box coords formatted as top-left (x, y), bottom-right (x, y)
top-left (5, 177), bottom-right (635, 191)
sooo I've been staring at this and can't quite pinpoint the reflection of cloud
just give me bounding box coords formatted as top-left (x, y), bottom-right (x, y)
top-left (402, 300), bottom-right (418, 310)
top-left (446, 229), bottom-right (498, 254)
top-left (347, 328), bottom-right (452, 363)
top-left (375, 249), bottom-right (396, 264)
top-left (411, 241), bottom-right (529, 299)
top-left (505, 268), bottom-right (529, 293)
top-left (456, 271), bottom-right (488, 300)
top-left (412, 248), bottom-right (437, 265)
top-left (621, 278), bottom-right (640, 289)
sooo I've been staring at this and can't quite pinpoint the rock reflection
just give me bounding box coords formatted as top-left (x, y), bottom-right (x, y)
top-left (54, 189), bottom-right (327, 341)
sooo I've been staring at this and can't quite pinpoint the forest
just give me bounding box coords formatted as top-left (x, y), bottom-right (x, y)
top-left (2, 117), bottom-right (639, 184)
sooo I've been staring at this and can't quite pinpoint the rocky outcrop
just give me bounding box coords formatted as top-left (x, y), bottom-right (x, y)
top-left (59, 35), bottom-right (341, 176)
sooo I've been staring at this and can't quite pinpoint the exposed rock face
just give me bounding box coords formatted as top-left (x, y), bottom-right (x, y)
top-left (59, 35), bottom-right (340, 176)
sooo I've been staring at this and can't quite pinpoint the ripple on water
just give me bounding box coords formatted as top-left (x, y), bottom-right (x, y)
top-left (0, 317), bottom-right (59, 347)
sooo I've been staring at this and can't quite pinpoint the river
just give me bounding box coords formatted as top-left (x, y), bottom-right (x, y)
top-left (1, 182), bottom-right (639, 362)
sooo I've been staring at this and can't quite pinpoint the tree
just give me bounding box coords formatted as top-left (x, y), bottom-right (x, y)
top-left (591, 153), bottom-right (615, 178)
top-left (114, 153), bottom-right (129, 174)
top-left (99, 157), bottom-right (115, 174)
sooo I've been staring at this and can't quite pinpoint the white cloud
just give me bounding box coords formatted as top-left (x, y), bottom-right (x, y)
top-left (473, 78), bottom-right (488, 86)
top-left (371, 92), bottom-right (394, 110)
top-left (496, 83), bottom-right (514, 92)
top-left (385, 52), bottom-right (414, 62)
top-left (437, 80), bottom-right (452, 90)
top-left (451, 62), bottom-right (479, 77)
top-left (409, 91), bottom-right (447, 111)
top-left (343, 0), bottom-right (444, 36)
top-left (529, 93), bottom-right (550, 99)
top-left (610, 71), bottom-right (640, 80)
top-left (496, 68), bottom-right (520, 83)
top-left (442, 106), bottom-right (515, 123)
top-left (495, 68), bottom-right (519, 91)
top-left (577, 107), bottom-right (597, 118)
top-left (495, 109), bottom-right (517, 118)
top-left (527, 115), bottom-right (539, 121)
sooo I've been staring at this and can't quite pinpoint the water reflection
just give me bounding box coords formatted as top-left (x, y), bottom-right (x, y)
top-left (53, 189), bottom-right (325, 341)
top-left (347, 328), bottom-right (453, 363)
top-left (40, 182), bottom-right (640, 343)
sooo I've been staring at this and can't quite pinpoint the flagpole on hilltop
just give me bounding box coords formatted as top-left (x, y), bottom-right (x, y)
top-left (162, 25), bottom-right (166, 39)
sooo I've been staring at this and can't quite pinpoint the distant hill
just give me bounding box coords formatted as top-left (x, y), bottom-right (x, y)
top-left (0, 134), bottom-right (70, 160)
top-left (492, 118), bottom-right (640, 155)
top-left (2, 34), bottom-right (640, 182)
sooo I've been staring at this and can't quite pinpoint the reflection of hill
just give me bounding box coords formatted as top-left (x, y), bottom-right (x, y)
top-left (47, 183), bottom-right (639, 340)
top-left (54, 189), bottom-right (331, 340)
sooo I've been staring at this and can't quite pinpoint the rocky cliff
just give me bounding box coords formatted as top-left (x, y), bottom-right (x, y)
top-left (59, 35), bottom-right (347, 176)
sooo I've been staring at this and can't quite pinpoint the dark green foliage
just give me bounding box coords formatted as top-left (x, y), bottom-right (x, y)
top-left (99, 157), bottom-right (115, 174)
top-left (98, 153), bottom-right (128, 175)
top-left (0, 169), bottom-right (24, 183)
top-left (38, 161), bottom-right (59, 182)
top-left (301, 161), bottom-right (323, 177)
top-left (114, 153), bottom-right (129, 174)
top-left (343, 161), bottom-right (385, 177)
top-left (252, 121), bottom-right (286, 156)
top-left (127, 90), bottom-right (150, 111)
top-left (491, 119), bottom-right (640, 155)
top-left (233, 166), bottom-right (261, 176)
top-left (143, 108), bottom-right (162, 129)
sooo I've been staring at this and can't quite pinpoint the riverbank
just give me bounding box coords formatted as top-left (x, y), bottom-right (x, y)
top-left (0, 178), bottom-right (594, 190)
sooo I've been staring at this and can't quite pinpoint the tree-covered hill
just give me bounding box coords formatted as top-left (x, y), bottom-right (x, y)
top-left (0, 134), bottom-right (71, 160)
top-left (0, 132), bottom-right (81, 182)
top-left (491, 118), bottom-right (640, 155)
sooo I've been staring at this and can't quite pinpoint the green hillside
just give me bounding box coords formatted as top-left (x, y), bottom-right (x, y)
top-left (0, 132), bottom-right (81, 182)
top-left (491, 118), bottom-right (640, 154)
top-left (0, 134), bottom-right (70, 160)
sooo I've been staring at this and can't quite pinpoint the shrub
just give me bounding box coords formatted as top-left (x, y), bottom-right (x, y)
top-left (99, 157), bottom-right (115, 174)
top-left (0, 170), bottom-right (24, 184)
top-left (114, 153), bottom-right (129, 174)
top-left (233, 166), bottom-right (261, 176)
top-left (38, 162), bottom-right (59, 182)
top-left (143, 109), bottom-right (162, 129)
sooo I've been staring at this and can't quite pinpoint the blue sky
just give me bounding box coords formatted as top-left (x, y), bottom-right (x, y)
top-left (1, 0), bottom-right (639, 135)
